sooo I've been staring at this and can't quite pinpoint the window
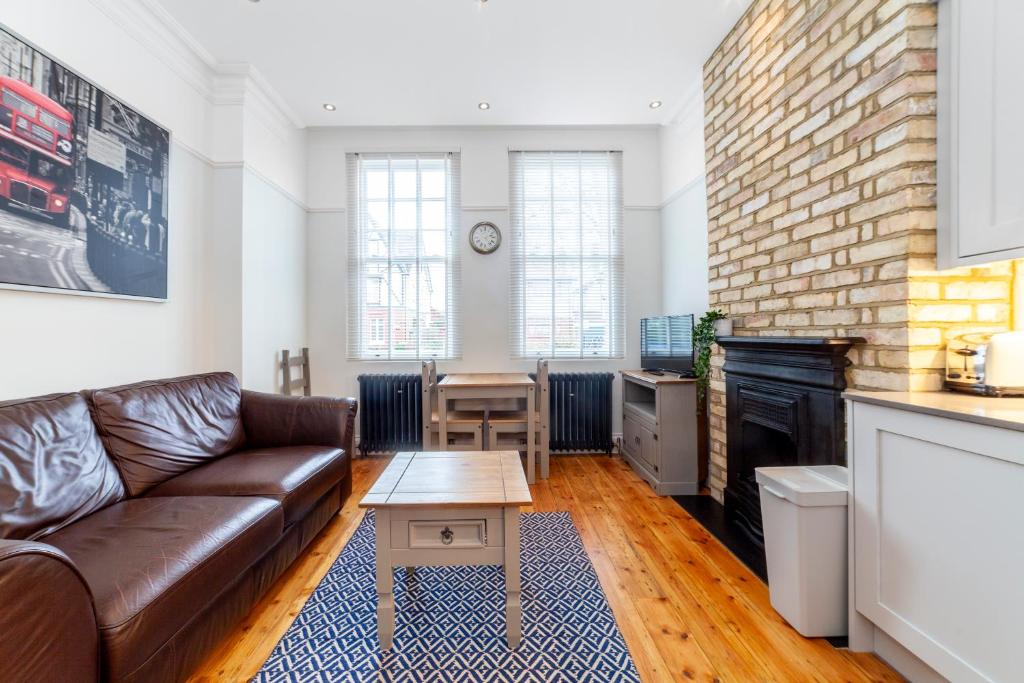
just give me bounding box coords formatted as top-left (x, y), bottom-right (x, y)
top-left (347, 152), bottom-right (461, 360)
top-left (2, 89), bottom-right (37, 118)
top-left (39, 110), bottom-right (71, 137)
top-left (509, 151), bottom-right (624, 358)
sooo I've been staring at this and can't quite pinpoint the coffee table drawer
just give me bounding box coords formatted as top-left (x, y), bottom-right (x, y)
top-left (389, 511), bottom-right (505, 550)
top-left (408, 519), bottom-right (486, 549)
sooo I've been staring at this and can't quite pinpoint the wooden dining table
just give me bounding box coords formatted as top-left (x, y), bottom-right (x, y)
top-left (437, 373), bottom-right (537, 483)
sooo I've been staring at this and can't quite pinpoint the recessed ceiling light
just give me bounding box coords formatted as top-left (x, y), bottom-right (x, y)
top-left (248, 0), bottom-right (261, 3)
top-left (323, 103), bottom-right (337, 112)
top-left (478, 102), bottom-right (491, 110)
top-left (649, 100), bottom-right (663, 109)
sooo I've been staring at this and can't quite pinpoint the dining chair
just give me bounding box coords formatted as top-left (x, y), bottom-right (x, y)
top-left (421, 359), bottom-right (485, 451)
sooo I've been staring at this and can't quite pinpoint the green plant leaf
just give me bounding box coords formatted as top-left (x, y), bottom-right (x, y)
top-left (694, 309), bottom-right (727, 403)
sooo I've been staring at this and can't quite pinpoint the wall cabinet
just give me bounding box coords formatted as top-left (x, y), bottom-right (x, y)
top-left (938, 0), bottom-right (1024, 268)
top-left (619, 371), bottom-right (698, 495)
top-left (846, 395), bottom-right (1024, 682)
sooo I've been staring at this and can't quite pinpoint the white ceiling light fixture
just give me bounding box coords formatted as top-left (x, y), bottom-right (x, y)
top-left (323, 103), bottom-right (337, 111)
top-left (649, 100), bottom-right (663, 109)
top-left (478, 102), bottom-right (491, 110)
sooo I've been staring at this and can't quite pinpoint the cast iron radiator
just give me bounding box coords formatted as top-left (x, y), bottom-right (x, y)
top-left (358, 372), bottom-right (613, 455)
top-left (543, 372), bottom-right (615, 453)
top-left (357, 374), bottom-right (423, 455)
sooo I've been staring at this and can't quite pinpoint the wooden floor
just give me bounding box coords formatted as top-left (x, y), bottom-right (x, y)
top-left (189, 455), bottom-right (901, 682)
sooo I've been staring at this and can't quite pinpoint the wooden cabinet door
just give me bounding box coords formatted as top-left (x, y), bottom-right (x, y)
top-left (623, 416), bottom-right (659, 474)
top-left (850, 401), bottom-right (1024, 682)
top-left (939, 0), bottom-right (1024, 266)
top-left (634, 419), bottom-right (659, 473)
top-left (623, 417), bottom-right (643, 460)
top-left (639, 424), bottom-right (659, 474)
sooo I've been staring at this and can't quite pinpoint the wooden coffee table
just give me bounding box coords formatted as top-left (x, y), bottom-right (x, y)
top-left (359, 451), bottom-right (533, 649)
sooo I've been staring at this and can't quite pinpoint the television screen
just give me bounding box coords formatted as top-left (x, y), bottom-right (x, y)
top-left (641, 314), bottom-right (695, 374)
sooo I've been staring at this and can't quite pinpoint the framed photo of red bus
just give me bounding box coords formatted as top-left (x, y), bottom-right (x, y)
top-left (0, 26), bottom-right (169, 300)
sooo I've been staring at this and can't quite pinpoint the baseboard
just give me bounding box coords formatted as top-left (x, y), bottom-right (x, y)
top-left (621, 451), bottom-right (698, 495)
top-left (872, 627), bottom-right (948, 683)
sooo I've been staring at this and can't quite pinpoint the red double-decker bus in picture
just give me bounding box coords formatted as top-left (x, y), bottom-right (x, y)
top-left (0, 76), bottom-right (74, 227)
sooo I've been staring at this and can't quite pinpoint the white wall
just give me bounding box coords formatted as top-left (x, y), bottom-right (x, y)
top-left (0, 1), bottom-right (704, 408)
top-left (659, 88), bottom-right (707, 204)
top-left (241, 170), bottom-right (308, 393)
top-left (241, 106), bottom-right (308, 207)
top-left (659, 94), bottom-right (710, 316)
top-left (306, 126), bottom-right (664, 432)
top-left (203, 167), bottom-right (308, 393)
top-left (3, 145), bottom-right (215, 398)
top-left (0, 3), bottom-right (217, 399)
top-left (0, 1), bottom-right (308, 399)
top-left (205, 167), bottom-right (246, 380)
top-left (661, 177), bottom-right (710, 316)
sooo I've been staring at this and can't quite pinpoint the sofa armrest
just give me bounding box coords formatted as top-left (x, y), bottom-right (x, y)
top-left (241, 390), bottom-right (358, 457)
top-left (0, 540), bottom-right (99, 683)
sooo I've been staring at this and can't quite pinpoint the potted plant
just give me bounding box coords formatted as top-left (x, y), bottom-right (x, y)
top-left (693, 309), bottom-right (728, 487)
top-left (694, 309), bottom-right (728, 403)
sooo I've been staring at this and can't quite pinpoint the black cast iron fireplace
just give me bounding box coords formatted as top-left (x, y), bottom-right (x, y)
top-left (717, 336), bottom-right (863, 546)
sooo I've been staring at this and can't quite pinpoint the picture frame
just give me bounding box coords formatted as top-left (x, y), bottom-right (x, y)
top-left (0, 24), bottom-right (171, 301)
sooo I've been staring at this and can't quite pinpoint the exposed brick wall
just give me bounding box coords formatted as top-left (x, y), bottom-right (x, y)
top-left (701, 0), bottom-right (1014, 501)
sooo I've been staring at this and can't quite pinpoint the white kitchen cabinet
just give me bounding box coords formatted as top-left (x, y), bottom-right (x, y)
top-left (938, 0), bottom-right (1024, 268)
top-left (845, 392), bottom-right (1024, 683)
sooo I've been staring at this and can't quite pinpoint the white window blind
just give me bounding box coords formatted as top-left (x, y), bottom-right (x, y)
top-left (347, 152), bottom-right (462, 360)
top-left (509, 151), bottom-right (624, 359)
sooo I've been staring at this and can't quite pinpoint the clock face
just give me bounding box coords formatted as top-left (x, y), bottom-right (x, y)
top-left (470, 222), bottom-right (501, 254)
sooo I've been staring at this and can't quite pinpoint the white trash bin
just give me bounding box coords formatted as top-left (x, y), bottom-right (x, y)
top-left (755, 465), bottom-right (848, 638)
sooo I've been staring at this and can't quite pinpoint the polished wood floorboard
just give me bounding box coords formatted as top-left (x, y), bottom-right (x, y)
top-left (189, 455), bottom-right (901, 682)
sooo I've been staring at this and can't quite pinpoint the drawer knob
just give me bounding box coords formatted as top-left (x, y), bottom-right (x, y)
top-left (440, 526), bottom-right (454, 545)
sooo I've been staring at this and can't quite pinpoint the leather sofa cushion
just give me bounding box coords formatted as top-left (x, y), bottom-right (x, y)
top-left (45, 496), bottom-right (282, 682)
top-left (147, 446), bottom-right (348, 526)
top-left (88, 373), bottom-right (246, 496)
top-left (0, 392), bottom-right (125, 540)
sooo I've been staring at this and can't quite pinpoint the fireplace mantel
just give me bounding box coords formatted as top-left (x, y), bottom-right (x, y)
top-left (717, 336), bottom-right (865, 390)
top-left (718, 335), bottom-right (864, 546)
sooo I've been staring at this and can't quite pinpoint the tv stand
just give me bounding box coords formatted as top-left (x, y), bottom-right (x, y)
top-left (619, 370), bottom-right (699, 495)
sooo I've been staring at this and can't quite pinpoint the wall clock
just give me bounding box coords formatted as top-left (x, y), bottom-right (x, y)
top-left (469, 221), bottom-right (502, 254)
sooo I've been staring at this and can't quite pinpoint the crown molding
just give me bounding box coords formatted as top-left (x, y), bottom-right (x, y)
top-left (87, 0), bottom-right (216, 101)
top-left (88, 0), bottom-right (304, 135)
top-left (662, 78), bottom-right (704, 128)
top-left (214, 63), bottom-right (305, 133)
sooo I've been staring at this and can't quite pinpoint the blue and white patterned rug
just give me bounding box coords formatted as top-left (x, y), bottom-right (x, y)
top-left (255, 511), bottom-right (640, 682)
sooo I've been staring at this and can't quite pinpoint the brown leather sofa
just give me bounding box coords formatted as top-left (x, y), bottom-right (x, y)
top-left (0, 372), bottom-right (357, 683)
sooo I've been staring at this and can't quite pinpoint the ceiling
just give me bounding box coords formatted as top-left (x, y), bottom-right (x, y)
top-left (155, 0), bottom-right (751, 128)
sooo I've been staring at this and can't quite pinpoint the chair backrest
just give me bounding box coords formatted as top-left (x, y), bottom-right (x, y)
top-left (421, 359), bottom-right (438, 448)
top-left (281, 348), bottom-right (311, 396)
top-left (535, 358), bottom-right (550, 416)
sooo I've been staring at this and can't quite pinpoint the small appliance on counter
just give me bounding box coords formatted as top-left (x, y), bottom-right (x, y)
top-left (945, 331), bottom-right (1024, 396)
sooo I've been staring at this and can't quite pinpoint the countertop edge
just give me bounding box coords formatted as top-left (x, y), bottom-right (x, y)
top-left (843, 390), bottom-right (1024, 433)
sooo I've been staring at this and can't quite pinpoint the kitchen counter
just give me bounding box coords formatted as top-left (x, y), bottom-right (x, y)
top-left (845, 389), bottom-right (1024, 682)
top-left (844, 389), bottom-right (1024, 433)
